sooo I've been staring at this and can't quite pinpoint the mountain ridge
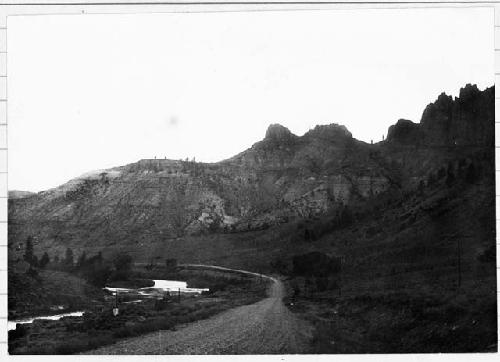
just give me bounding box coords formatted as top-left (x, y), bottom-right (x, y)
top-left (8, 83), bottom-right (494, 256)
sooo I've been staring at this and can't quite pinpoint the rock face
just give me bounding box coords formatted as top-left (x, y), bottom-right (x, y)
top-left (264, 124), bottom-right (298, 144)
top-left (8, 84), bottom-right (494, 251)
top-left (303, 123), bottom-right (352, 141)
top-left (387, 119), bottom-right (421, 145)
top-left (387, 84), bottom-right (494, 147)
top-left (382, 84), bottom-right (494, 182)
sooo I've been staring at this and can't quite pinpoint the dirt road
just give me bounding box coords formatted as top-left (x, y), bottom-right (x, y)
top-left (86, 266), bottom-right (311, 354)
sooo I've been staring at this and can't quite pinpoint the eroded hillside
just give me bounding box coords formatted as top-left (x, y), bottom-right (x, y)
top-left (8, 84), bottom-right (494, 259)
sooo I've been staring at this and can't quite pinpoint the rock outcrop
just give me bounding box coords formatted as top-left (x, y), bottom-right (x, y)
top-left (387, 84), bottom-right (494, 147)
top-left (264, 124), bottom-right (298, 144)
top-left (386, 119), bottom-right (421, 145)
top-left (8, 84), bottom-right (494, 252)
top-left (382, 84), bottom-right (494, 183)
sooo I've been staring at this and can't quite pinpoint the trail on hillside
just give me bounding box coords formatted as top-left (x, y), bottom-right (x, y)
top-left (86, 265), bottom-right (311, 354)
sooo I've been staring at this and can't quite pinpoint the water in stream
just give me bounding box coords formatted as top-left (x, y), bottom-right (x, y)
top-left (8, 311), bottom-right (85, 331)
top-left (104, 279), bottom-right (209, 296)
top-left (8, 279), bottom-right (209, 331)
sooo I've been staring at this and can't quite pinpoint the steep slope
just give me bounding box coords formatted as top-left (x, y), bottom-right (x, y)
top-left (8, 128), bottom-right (391, 254)
top-left (8, 84), bottom-right (494, 260)
top-left (381, 84), bottom-right (495, 186)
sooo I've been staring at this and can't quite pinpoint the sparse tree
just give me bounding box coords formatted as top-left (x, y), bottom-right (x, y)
top-left (77, 251), bottom-right (87, 268)
top-left (96, 251), bottom-right (103, 265)
top-left (339, 205), bottom-right (353, 227)
top-left (23, 236), bottom-right (34, 265)
top-left (39, 252), bottom-right (50, 268)
top-left (304, 228), bottom-right (311, 242)
top-left (85, 263), bottom-right (112, 287)
top-left (64, 247), bottom-right (74, 267)
top-left (26, 265), bottom-right (38, 279)
top-left (165, 258), bottom-right (178, 272)
top-left (112, 252), bottom-right (133, 280)
top-left (31, 255), bottom-right (39, 268)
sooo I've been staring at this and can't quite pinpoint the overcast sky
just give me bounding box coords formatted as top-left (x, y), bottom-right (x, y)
top-left (8, 8), bottom-right (494, 192)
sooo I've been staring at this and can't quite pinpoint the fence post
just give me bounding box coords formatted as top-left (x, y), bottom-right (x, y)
top-left (457, 239), bottom-right (462, 289)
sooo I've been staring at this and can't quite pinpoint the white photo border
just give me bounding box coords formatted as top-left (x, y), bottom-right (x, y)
top-left (0, 1), bottom-right (498, 360)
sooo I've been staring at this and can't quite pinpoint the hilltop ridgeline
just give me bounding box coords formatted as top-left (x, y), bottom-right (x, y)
top-left (8, 84), bottom-right (494, 252)
top-left (386, 84), bottom-right (494, 147)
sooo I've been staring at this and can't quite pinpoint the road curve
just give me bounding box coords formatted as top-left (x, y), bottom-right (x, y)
top-left (86, 265), bottom-right (311, 354)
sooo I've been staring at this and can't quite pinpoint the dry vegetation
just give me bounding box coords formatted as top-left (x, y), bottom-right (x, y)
top-left (8, 266), bottom-right (270, 355)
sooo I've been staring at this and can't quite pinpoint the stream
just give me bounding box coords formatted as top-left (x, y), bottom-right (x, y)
top-left (8, 279), bottom-right (209, 331)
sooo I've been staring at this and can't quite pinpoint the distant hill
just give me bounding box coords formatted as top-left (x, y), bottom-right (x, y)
top-left (8, 84), bottom-right (494, 259)
top-left (8, 190), bottom-right (36, 199)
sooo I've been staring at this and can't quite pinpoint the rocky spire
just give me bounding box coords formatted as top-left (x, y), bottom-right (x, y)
top-left (264, 124), bottom-right (297, 143)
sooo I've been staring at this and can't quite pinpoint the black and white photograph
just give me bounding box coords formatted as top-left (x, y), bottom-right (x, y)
top-left (5, 5), bottom-right (498, 355)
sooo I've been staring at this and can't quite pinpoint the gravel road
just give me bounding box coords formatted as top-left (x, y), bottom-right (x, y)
top-left (86, 266), bottom-right (311, 354)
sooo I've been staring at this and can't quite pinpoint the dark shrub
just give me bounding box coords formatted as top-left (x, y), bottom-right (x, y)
top-left (64, 247), bottom-right (74, 268)
top-left (315, 276), bottom-right (330, 292)
top-left (39, 252), bottom-right (50, 268)
top-left (270, 257), bottom-right (289, 274)
top-left (111, 252), bottom-right (133, 280)
top-left (83, 263), bottom-right (112, 287)
top-left (25, 265), bottom-right (39, 279)
top-left (23, 236), bottom-right (34, 265)
top-left (165, 258), bottom-right (178, 272)
top-left (292, 251), bottom-right (341, 277)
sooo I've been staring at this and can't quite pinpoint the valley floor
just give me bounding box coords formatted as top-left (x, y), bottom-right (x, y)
top-left (86, 276), bottom-right (312, 354)
top-left (8, 265), bottom-right (271, 354)
top-left (9, 157), bottom-right (498, 354)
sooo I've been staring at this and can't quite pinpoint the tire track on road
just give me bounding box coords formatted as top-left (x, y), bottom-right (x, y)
top-left (86, 265), bottom-right (311, 354)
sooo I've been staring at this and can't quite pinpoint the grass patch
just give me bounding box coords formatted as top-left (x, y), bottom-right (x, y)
top-left (9, 270), bottom-right (270, 354)
top-left (288, 287), bottom-right (497, 353)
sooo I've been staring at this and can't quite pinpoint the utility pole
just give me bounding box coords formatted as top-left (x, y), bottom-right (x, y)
top-left (457, 239), bottom-right (462, 289)
top-left (338, 257), bottom-right (342, 298)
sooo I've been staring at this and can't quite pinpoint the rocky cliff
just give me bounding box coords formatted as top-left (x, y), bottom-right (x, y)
top-left (382, 84), bottom-right (494, 186)
top-left (8, 84), bottom-right (494, 252)
top-left (387, 84), bottom-right (494, 148)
